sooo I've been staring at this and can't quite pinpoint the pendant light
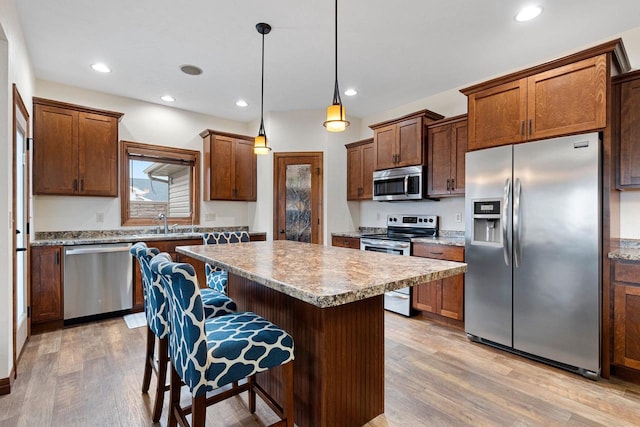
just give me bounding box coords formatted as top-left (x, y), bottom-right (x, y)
top-left (254, 22), bottom-right (272, 155)
top-left (324, 0), bottom-right (350, 132)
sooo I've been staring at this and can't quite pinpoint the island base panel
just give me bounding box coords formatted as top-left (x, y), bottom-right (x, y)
top-left (228, 274), bottom-right (385, 427)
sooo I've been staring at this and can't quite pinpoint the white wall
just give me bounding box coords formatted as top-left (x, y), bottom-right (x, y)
top-left (0, 0), bottom-right (35, 382)
top-left (33, 80), bottom-right (252, 232)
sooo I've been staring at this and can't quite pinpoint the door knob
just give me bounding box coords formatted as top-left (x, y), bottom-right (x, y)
top-left (279, 229), bottom-right (285, 234)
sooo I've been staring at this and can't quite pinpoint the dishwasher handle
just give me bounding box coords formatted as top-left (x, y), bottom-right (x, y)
top-left (65, 244), bottom-right (132, 256)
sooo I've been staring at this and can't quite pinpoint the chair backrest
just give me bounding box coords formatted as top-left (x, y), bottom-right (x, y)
top-left (202, 231), bottom-right (250, 292)
top-left (130, 242), bottom-right (168, 338)
top-left (149, 253), bottom-right (209, 396)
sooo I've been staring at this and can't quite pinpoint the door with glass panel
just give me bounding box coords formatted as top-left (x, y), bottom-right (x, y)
top-left (13, 84), bottom-right (30, 368)
top-left (273, 152), bottom-right (323, 244)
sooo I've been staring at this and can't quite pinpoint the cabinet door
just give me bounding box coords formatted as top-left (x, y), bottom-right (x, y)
top-left (78, 112), bottom-right (118, 196)
top-left (361, 143), bottom-right (375, 199)
top-left (33, 104), bottom-right (79, 195)
top-left (346, 146), bottom-right (362, 200)
top-left (31, 246), bottom-right (63, 323)
top-left (210, 135), bottom-right (235, 199)
top-left (620, 77), bottom-right (640, 188)
top-left (331, 236), bottom-right (360, 249)
top-left (412, 280), bottom-right (438, 313)
top-left (373, 124), bottom-right (397, 170)
top-left (614, 283), bottom-right (640, 370)
top-left (396, 117), bottom-right (423, 167)
top-left (233, 139), bottom-right (257, 201)
top-left (439, 274), bottom-right (464, 320)
top-left (450, 120), bottom-right (467, 195)
top-left (467, 78), bottom-right (527, 150)
top-left (427, 124), bottom-right (453, 197)
top-left (528, 55), bottom-right (607, 141)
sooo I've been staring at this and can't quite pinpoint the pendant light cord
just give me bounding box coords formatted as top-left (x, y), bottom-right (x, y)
top-left (259, 30), bottom-right (265, 133)
top-left (332, 0), bottom-right (342, 106)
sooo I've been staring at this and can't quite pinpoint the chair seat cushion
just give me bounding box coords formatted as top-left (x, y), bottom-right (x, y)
top-left (201, 289), bottom-right (237, 318)
top-left (202, 312), bottom-right (295, 389)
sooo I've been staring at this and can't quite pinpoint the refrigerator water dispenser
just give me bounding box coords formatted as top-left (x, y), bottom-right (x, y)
top-left (472, 200), bottom-right (501, 245)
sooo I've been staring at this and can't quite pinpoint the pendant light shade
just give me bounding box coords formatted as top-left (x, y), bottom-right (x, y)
top-left (254, 22), bottom-right (272, 155)
top-left (324, 0), bottom-right (350, 132)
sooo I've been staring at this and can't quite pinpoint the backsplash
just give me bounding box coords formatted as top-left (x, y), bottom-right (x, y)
top-left (34, 226), bottom-right (249, 241)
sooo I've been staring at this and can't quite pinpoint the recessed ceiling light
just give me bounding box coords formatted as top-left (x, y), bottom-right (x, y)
top-left (515, 5), bottom-right (542, 22)
top-left (180, 64), bottom-right (203, 76)
top-left (161, 95), bottom-right (175, 102)
top-left (344, 88), bottom-right (358, 96)
top-left (236, 100), bottom-right (248, 107)
top-left (91, 63), bottom-right (111, 73)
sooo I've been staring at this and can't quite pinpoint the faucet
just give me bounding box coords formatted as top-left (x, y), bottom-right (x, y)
top-left (157, 213), bottom-right (168, 234)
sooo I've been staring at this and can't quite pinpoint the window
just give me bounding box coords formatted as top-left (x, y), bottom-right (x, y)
top-left (120, 140), bottom-right (200, 226)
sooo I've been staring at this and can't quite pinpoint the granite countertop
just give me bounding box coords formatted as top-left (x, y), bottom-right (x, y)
top-left (177, 240), bottom-right (467, 309)
top-left (608, 239), bottom-right (640, 261)
top-left (31, 227), bottom-right (266, 247)
top-left (332, 229), bottom-right (465, 247)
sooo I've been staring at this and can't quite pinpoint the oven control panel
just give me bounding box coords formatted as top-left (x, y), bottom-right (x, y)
top-left (386, 214), bottom-right (438, 228)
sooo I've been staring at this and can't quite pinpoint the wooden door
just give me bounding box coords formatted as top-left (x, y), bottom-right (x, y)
top-left (427, 123), bottom-right (452, 196)
top-left (451, 120), bottom-right (467, 195)
top-left (233, 138), bottom-right (257, 200)
top-left (209, 135), bottom-right (235, 199)
top-left (346, 145), bottom-right (362, 200)
top-left (361, 143), bottom-right (375, 199)
top-left (274, 152), bottom-right (323, 244)
top-left (413, 281), bottom-right (438, 313)
top-left (33, 104), bottom-right (79, 194)
top-left (528, 54), bottom-right (607, 141)
top-left (620, 76), bottom-right (640, 187)
top-left (467, 78), bottom-right (527, 150)
top-left (396, 117), bottom-right (423, 167)
top-left (614, 284), bottom-right (640, 370)
top-left (373, 124), bottom-right (396, 170)
top-left (439, 275), bottom-right (464, 320)
top-left (78, 112), bottom-right (118, 196)
top-left (30, 246), bottom-right (63, 323)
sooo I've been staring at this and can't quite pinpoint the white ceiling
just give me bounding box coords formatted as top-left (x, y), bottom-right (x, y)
top-left (15, 0), bottom-right (640, 123)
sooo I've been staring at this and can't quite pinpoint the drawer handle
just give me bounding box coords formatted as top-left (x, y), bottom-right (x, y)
top-left (430, 252), bottom-right (444, 255)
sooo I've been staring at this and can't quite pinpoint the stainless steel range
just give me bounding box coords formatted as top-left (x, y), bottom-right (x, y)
top-left (360, 214), bottom-right (438, 316)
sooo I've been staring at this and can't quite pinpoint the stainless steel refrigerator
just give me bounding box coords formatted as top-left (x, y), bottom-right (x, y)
top-left (464, 132), bottom-right (601, 379)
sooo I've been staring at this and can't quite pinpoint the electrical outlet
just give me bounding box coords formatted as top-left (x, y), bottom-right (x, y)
top-left (205, 213), bottom-right (217, 221)
top-left (96, 212), bottom-right (104, 222)
top-left (455, 212), bottom-right (462, 223)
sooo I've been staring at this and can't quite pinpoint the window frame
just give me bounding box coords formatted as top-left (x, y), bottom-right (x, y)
top-left (120, 140), bottom-right (200, 227)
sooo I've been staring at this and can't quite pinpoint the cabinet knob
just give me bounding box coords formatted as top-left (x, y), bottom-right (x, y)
top-left (520, 121), bottom-right (525, 136)
top-left (446, 179), bottom-right (450, 191)
top-left (451, 179), bottom-right (455, 191)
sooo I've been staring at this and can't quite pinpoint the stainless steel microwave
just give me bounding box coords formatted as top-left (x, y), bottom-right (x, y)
top-left (373, 165), bottom-right (424, 201)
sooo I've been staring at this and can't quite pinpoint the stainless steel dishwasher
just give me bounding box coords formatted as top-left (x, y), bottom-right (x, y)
top-left (64, 243), bottom-right (133, 321)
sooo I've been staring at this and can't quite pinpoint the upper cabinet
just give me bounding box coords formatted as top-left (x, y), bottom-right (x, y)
top-left (201, 129), bottom-right (257, 201)
top-left (613, 69), bottom-right (640, 189)
top-left (33, 98), bottom-right (123, 196)
top-left (346, 138), bottom-right (374, 200)
top-left (369, 110), bottom-right (443, 170)
top-left (462, 46), bottom-right (618, 151)
top-left (427, 115), bottom-right (467, 197)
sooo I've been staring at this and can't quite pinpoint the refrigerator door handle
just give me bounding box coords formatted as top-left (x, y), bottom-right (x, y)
top-left (514, 178), bottom-right (522, 268)
top-left (502, 178), bottom-right (511, 266)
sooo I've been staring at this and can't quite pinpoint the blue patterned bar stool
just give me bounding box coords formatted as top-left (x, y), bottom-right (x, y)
top-left (202, 231), bottom-right (250, 293)
top-left (130, 242), bottom-right (238, 422)
top-left (150, 253), bottom-right (294, 427)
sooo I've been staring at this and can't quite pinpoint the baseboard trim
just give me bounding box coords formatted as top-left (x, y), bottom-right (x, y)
top-left (0, 365), bottom-right (15, 395)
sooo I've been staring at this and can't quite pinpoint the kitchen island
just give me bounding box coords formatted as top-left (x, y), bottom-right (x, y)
top-left (177, 240), bottom-right (467, 427)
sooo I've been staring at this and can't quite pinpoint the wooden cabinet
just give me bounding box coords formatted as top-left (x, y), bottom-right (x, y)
top-left (613, 260), bottom-right (640, 372)
top-left (613, 70), bottom-right (640, 189)
top-left (427, 115), bottom-right (467, 197)
top-left (33, 97), bottom-right (123, 196)
top-left (464, 54), bottom-right (608, 151)
top-left (412, 243), bottom-right (464, 321)
top-left (369, 110), bottom-right (444, 170)
top-left (346, 138), bottom-right (374, 200)
top-left (30, 246), bottom-right (64, 327)
top-left (201, 130), bottom-right (257, 201)
top-left (331, 236), bottom-right (361, 249)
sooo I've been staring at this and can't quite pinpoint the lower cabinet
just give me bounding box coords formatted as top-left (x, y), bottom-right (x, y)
top-left (412, 243), bottom-right (465, 321)
top-left (331, 236), bottom-right (361, 249)
top-left (30, 246), bottom-right (64, 332)
top-left (613, 260), bottom-right (640, 372)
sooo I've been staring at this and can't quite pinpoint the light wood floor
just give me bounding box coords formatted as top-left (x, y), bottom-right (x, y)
top-left (2, 312), bottom-right (640, 426)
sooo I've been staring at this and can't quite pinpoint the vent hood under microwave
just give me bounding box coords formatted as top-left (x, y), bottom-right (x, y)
top-left (373, 165), bottom-right (425, 201)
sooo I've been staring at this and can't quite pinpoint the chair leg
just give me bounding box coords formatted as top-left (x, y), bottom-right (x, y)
top-left (152, 336), bottom-right (169, 422)
top-left (142, 325), bottom-right (154, 393)
top-left (191, 394), bottom-right (207, 427)
top-left (168, 364), bottom-right (181, 427)
top-left (282, 361), bottom-right (294, 427)
top-left (248, 375), bottom-right (256, 413)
